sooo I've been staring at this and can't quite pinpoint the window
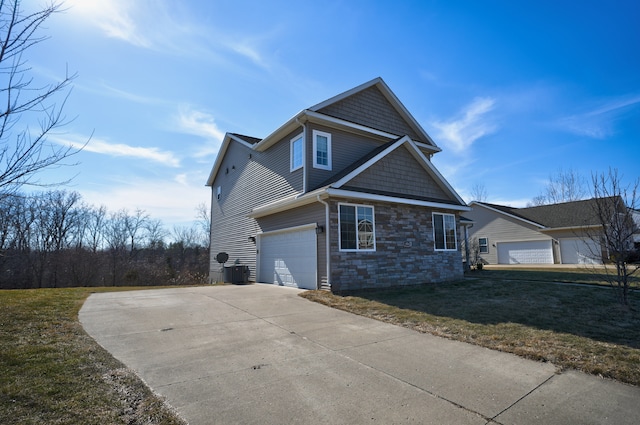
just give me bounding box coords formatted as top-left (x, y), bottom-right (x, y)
top-left (339, 204), bottom-right (375, 251)
top-left (290, 134), bottom-right (303, 171)
top-left (433, 213), bottom-right (457, 250)
top-left (313, 130), bottom-right (331, 170)
top-left (216, 186), bottom-right (221, 200)
top-left (478, 237), bottom-right (489, 253)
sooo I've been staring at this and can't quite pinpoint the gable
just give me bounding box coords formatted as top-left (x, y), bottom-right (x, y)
top-left (316, 86), bottom-right (423, 142)
top-left (342, 145), bottom-right (454, 203)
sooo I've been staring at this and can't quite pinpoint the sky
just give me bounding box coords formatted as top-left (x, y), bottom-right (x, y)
top-left (20, 0), bottom-right (640, 228)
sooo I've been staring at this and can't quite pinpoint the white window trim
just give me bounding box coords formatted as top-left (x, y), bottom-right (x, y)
top-left (338, 202), bottom-right (376, 252)
top-left (312, 130), bottom-right (332, 170)
top-left (432, 212), bottom-right (457, 251)
top-left (216, 186), bottom-right (221, 201)
top-left (478, 237), bottom-right (489, 254)
top-left (290, 133), bottom-right (303, 172)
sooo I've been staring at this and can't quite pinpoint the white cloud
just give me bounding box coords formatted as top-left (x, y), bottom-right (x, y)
top-left (80, 174), bottom-right (209, 228)
top-left (558, 94), bottom-right (640, 139)
top-left (52, 135), bottom-right (180, 167)
top-left (431, 97), bottom-right (497, 153)
top-left (66, 0), bottom-right (150, 47)
top-left (176, 107), bottom-right (225, 157)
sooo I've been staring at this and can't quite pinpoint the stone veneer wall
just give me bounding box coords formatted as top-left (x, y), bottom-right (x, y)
top-left (328, 199), bottom-right (463, 292)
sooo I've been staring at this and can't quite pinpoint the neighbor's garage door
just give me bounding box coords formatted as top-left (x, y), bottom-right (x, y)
top-left (258, 227), bottom-right (317, 290)
top-left (559, 238), bottom-right (601, 264)
top-left (497, 240), bottom-right (553, 264)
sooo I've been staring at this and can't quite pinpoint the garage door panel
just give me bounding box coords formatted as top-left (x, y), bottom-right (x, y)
top-left (560, 238), bottom-right (601, 264)
top-left (258, 228), bottom-right (317, 290)
top-left (497, 240), bottom-right (553, 264)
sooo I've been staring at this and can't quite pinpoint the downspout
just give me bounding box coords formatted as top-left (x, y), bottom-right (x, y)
top-left (317, 194), bottom-right (331, 290)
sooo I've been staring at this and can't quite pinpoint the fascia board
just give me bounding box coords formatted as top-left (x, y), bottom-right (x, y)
top-left (373, 78), bottom-right (439, 149)
top-left (326, 188), bottom-right (471, 212)
top-left (332, 136), bottom-right (466, 207)
top-left (305, 110), bottom-right (397, 140)
top-left (470, 202), bottom-right (547, 229)
top-left (248, 189), bottom-right (327, 218)
top-left (309, 78), bottom-right (439, 150)
top-left (538, 225), bottom-right (603, 233)
top-left (253, 111), bottom-right (305, 152)
top-left (206, 133), bottom-right (231, 186)
top-left (205, 133), bottom-right (255, 186)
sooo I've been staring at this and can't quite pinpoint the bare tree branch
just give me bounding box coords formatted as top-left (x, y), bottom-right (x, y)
top-left (0, 0), bottom-right (85, 195)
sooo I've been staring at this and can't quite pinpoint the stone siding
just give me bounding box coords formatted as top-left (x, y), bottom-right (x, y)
top-left (328, 199), bottom-right (463, 292)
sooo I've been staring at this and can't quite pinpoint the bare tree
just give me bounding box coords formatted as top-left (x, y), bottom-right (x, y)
top-left (469, 183), bottom-right (488, 203)
top-left (529, 168), bottom-right (587, 206)
top-left (195, 202), bottom-right (210, 248)
top-left (590, 169), bottom-right (639, 306)
top-left (0, 0), bottom-right (84, 195)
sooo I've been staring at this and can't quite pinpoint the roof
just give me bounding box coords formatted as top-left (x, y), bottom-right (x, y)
top-left (207, 78), bottom-right (442, 187)
top-left (229, 133), bottom-right (261, 145)
top-left (471, 197), bottom-right (623, 229)
top-left (310, 135), bottom-right (466, 207)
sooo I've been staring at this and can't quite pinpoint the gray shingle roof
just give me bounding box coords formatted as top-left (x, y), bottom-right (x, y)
top-left (477, 197), bottom-right (622, 229)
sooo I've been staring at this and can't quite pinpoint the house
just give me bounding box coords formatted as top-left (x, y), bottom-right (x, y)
top-left (206, 78), bottom-right (470, 292)
top-left (466, 199), bottom-right (612, 265)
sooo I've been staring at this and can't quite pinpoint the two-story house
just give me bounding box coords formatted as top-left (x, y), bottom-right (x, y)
top-left (206, 78), bottom-right (470, 292)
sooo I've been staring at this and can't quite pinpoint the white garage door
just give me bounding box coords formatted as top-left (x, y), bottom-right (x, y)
top-left (497, 240), bottom-right (553, 264)
top-left (559, 238), bottom-right (601, 264)
top-left (258, 226), bottom-right (317, 290)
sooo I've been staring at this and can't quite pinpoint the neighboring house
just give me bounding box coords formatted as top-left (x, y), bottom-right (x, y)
top-left (206, 77), bottom-right (470, 292)
top-left (466, 199), bottom-right (613, 265)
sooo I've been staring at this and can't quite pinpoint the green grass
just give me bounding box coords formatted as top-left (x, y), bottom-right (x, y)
top-left (0, 287), bottom-right (186, 425)
top-left (301, 271), bottom-right (640, 386)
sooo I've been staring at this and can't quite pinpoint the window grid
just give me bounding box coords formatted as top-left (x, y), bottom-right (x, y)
top-left (433, 213), bottom-right (457, 251)
top-left (313, 130), bottom-right (331, 170)
top-left (339, 203), bottom-right (375, 251)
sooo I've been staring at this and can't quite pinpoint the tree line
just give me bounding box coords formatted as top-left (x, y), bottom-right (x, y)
top-left (0, 190), bottom-right (210, 289)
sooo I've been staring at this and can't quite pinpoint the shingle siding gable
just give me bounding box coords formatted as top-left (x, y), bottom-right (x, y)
top-left (317, 86), bottom-right (421, 141)
top-left (345, 146), bottom-right (452, 201)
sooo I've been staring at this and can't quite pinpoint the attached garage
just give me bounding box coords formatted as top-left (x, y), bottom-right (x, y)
top-left (497, 240), bottom-right (553, 264)
top-left (257, 225), bottom-right (317, 289)
top-left (559, 238), bottom-right (602, 264)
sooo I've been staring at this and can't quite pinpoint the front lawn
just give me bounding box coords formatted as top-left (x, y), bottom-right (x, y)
top-left (0, 287), bottom-right (186, 425)
top-left (301, 273), bottom-right (640, 386)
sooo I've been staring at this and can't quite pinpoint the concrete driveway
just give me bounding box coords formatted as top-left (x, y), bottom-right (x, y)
top-left (80, 284), bottom-right (640, 425)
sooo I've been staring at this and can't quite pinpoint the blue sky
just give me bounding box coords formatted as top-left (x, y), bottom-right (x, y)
top-left (25, 0), bottom-right (640, 226)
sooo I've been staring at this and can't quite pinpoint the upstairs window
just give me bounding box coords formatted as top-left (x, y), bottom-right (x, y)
top-left (339, 203), bottom-right (375, 251)
top-left (478, 237), bottom-right (489, 253)
top-left (433, 213), bottom-right (457, 251)
top-left (290, 134), bottom-right (303, 171)
top-left (313, 130), bottom-right (331, 170)
top-left (216, 186), bottom-right (221, 201)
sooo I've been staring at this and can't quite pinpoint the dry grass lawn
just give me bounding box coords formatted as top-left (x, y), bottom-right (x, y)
top-left (0, 287), bottom-right (186, 425)
top-left (301, 269), bottom-right (640, 386)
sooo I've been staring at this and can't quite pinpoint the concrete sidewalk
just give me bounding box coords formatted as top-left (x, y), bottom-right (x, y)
top-left (80, 285), bottom-right (640, 424)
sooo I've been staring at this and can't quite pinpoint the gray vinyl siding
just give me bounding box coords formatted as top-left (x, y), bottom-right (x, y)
top-left (346, 145), bottom-right (453, 201)
top-left (317, 86), bottom-right (422, 141)
top-left (209, 136), bottom-right (303, 281)
top-left (306, 123), bottom-right (386, 190)
top-left (466, 205), bottom-right (551, 265)
top-left (256, 202), bottom-right (327, 288)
